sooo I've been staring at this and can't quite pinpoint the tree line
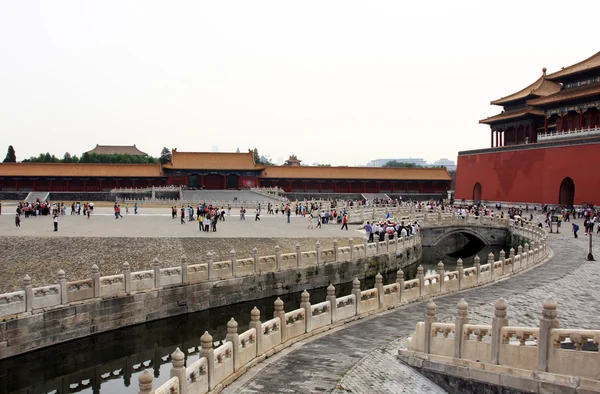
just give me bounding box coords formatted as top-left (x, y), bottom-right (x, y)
top-left (3, 146), bottom-right (174, 165)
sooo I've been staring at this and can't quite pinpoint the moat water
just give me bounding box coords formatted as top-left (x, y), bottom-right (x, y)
top-left (0, 243), bottom-right (508, 394)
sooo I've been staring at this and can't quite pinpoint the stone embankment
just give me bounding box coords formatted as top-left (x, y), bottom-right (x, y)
top-left (0, 237), bottom-right (364, 293)
top-left (0, 233), bottom-right (421, 360)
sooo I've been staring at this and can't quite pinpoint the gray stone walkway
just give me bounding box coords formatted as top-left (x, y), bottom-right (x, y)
top-left (226, 218), bottom-right (600, 394)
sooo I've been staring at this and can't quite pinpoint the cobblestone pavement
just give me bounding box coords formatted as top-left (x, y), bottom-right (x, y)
top-left (227, 217), bottom-right (600, 394)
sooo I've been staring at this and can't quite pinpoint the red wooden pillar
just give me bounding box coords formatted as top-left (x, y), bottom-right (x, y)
top-left (99, 179), bottom-right (104, 191)
top-left (49, 179), bottom-right (53, 192)
top-left (544, 117), bottom-right (548, 134)
top-left (491, 130), bottom-right (494, 147)
top-left (238, 176), bottom-right (243, 189)
top-left (579, 111), bottom-right (584, 130)
top-left (185, 174), bottom-right (189, 187)
top-left (495, 131), bottom-right (499, 147)
top-left (222, 175), bottom-right (226, 189)
top-left (32, 179), bottom-right (37, 191)
top-left (200, 174), bottom-right (204, 188)
top-left (288, 181), bottom-right (292, 192)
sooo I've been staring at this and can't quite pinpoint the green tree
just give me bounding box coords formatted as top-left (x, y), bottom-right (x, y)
top-left (159, 147), bottom-right (172, 165)
top-left (383, 161), bottom-right (421, 168)
top-left (253, 148), bottom-right (260, 164)
top-left (3, 145), bottom-right (16, 163)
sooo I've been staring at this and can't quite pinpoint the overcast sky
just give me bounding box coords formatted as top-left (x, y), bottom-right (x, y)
top-left (0, 1), bottom-right (596, 166)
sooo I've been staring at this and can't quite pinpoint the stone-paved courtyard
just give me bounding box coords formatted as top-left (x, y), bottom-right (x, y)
top-left (0, 205), bottom-right (364, 293)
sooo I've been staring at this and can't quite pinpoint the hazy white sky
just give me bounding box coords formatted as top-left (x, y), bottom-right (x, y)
top-left (0, 1), bottom-right (596, 166)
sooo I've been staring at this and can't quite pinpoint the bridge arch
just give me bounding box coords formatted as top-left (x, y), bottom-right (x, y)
top-left (431, 227), bottom-right (491, 248)
top-left (473, 182), bottom-right (482, 201)
top-left (558, 177), bottom-right (575, 206)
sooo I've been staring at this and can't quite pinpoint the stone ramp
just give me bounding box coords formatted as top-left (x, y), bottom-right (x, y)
top-left (25, 191), bottom-right (49, 203)
top-left (181, 190), bottom-right (281, 204)
top-left (362, 192), bottom-right (390, 202)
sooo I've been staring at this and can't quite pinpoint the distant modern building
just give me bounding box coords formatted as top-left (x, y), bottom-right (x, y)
top-left (84, 144), bottom-right (148, 156)
top-left (366, 158), bottom-right (428, 167)
top-left (432, 158), bottom-right (456, 171)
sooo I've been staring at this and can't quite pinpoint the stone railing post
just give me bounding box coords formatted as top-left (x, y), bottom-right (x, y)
top-left (517, 245), bottom-right (524, 268)
top-left (170, 348), bottom-right (187, 393)
top-left (454, 299), bottom-right (468, 358)
top-left (296, 243), bottom-right (302, 267)
top-left (249, 307), bottom-right (263, 354)
top-left (206, 252), bottom-right (214, 280)
top-left (538, 298), bottom-right (559, 372)
top-left (456, 258), bottom-right (464, 288)
top-left (375, 236), bottom-right (380, 254)
top-left (326, 284), bottom-right (336, 323)
top-left (524, 243), bottom-right (530, 266)
top-left (300, 290), bottom-right (312, 332)
top-left (491, 298), bottom-right (509, 364)
top-left (437, 262), bottom-right (445, 292)
top-left (253, 247), bottom-right (259, 273)
top-left (180, 254), bottom-right (188, 284)
top-left (363, 238), bottom-right (369, 257)
top-left (91, 264), bottom-right (100, 298)
top-left (230, 250), bottom-right (237, 277)
top-left (152, 258), bottom-right (160, 288)
top-left (316, 241), bottom-right (321, 265)
top-left (348, 238), bottom-right (354, 260)
top-left (396, 269), bottom-right (404, 304)
top-left (424, 300), bottom-right (437, 354)
top-left (509, 248), bottom-right (516, 272)
top-left (201, 331), bottom-right (216, 390)
top-left (530, 241), bottom-right (537, 263)
top-left (274, 298), bottom-right (286, 343)
top-left (351, 278), bottom-right (361, 315)
top-left (402, 235), bottom-right (405, 251)
top-left (417, 265), bottom-right (425, 297)
top-left (488, 252), bottom-right (495, 281)
top-left (138, 369), bottom-right (154, 394)
top-left (499, 250), bottom-right (506, 275)
top-left (333, 239), bottom-right (338, 262)
top-left (274, 245), bottom-right (281, 271)
top-left (474, 255), bottom-right (481, 283)
top-left (123, 262), bottom-right (132, 294)
top-left (226, 318), bottom-right (241, 371)
top-left (57, 269), bottom-right (67, 305)
top-left (375, 273), bottom-right (384, 308)
top-left (384, 233), bottom-right (390, 254)
top-left (22, 274), bottom-right (33, 312)
top-left (394, 232), bottom-right (399, 251)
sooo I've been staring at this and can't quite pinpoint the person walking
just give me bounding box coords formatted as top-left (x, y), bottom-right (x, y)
top-left (134, 202), bottom-right (138, 214)
top-left (341, 214), bottom-right (348, 230)
top-left (53, 214), bottom-right (59, 232)
top-left (255, 208), bottom-right (261, 221)
top-left (572, 223), bottom-right (579, 238)
top-left (180, 207), bottom-right (185, 224)
top-left (15, 213), bottom-right (21, 228)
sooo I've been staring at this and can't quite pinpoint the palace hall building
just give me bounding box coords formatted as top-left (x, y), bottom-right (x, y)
top-left (0, 149), bottom-right (452, 196)
top-left (455, 51), bottom-right (600, 206)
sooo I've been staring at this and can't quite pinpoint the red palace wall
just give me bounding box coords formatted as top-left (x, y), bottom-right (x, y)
top-left (455, 143), bottom-right (600, 205)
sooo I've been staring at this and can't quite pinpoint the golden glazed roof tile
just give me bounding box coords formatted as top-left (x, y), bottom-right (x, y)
top-left (84, 144), bottom-right (148, 156)
top-left (526, 83), bottom-right (600, 106)
top-left (0, 163), bottom-right (162, 177)
top-left (164, 150), bottom-right (262, 171)
top-left (490, 71), bottom-right (561, 106)
top-left (545, 51), bottom-right (600, 81)
top-left (479, 107), bottom-right (545, 125)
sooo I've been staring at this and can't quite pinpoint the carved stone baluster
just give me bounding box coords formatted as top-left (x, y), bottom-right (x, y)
top-left (491, 298), bottom-right (509, 364)
top-left (455, 299), bottom-right (468, 358)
